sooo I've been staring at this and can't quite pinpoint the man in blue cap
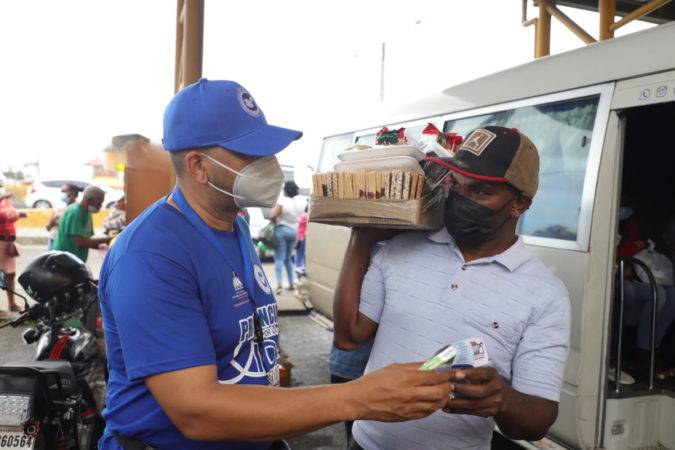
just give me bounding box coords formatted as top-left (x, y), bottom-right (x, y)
top-left (98, 79), bottom-right (453, 449)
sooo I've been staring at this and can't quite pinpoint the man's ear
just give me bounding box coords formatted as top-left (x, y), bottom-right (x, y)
top-left (184, 150), bottom-right (209, 184)
top-left (513, 194), bottom-right (532, 218)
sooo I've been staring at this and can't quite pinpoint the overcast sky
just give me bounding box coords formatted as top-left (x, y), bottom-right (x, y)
top-left (0, 0), bottom-right (653, 182)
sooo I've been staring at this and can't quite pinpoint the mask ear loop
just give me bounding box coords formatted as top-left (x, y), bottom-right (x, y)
top-left (200, 153), bottom-right (246, 200)
top-left (201, 153), bottom-right (245, 177)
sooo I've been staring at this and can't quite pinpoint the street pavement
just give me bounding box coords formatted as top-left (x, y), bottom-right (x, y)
top-left (0, 245), bottom-right (346, 449)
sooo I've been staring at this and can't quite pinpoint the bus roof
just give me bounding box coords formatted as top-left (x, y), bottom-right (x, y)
top-left (329, 22), bottom-right (675, 137)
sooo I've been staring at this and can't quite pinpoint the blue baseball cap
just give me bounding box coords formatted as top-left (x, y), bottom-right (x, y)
top-left (162, 78), bottom-right (302, 156)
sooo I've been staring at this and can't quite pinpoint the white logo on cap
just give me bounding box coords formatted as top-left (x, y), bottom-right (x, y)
top-left (254, 264), bottom-right (272, 294)
top-left (238, 87), bottom-right (262, 118)
top-left (460, 129), bottom-right (497, 156)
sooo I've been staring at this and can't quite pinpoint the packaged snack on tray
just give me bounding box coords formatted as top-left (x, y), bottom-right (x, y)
top-left (376, 127), bottom-right (410, 145)
top-left (417, 123), bottom-right (464, 158)
top-left (419, 338), bottom-right (489, 371)
top-left (444, 132), bottom-right (463, 153)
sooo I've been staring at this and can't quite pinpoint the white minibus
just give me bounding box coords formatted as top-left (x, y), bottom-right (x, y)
top-left (307, 22), bottom-right (675, 450)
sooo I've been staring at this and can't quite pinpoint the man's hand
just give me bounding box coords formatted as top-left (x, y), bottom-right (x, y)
top-left (333, 227), bottom-right (401, 350)
top-left (18, 211), bottom-right (28, 219)
top-left (443, 367), bottom-right (506, 417)
top-left (350, 363), bottom-right (452, 422)
top-left (444, 367), bottom-right (558, 441)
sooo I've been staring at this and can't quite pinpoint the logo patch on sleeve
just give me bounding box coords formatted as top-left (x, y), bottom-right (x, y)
top-left (460, 129), bottom-right (497, 156)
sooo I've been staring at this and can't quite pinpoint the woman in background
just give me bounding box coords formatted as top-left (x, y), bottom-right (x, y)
top-left (0, 184), bottom-right (27, 317)
top-left (270, 181), bottom-right (306, 294)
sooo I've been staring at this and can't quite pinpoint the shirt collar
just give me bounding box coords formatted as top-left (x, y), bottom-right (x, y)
top-left (427, 228), bottom-right (533, 272)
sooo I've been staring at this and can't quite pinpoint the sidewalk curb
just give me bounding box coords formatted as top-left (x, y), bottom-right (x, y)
top-left (17, 237), bottom-right (49, 246)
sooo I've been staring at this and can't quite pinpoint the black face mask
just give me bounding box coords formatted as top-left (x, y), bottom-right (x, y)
top-left (443, 191), bottom-right (514, 247)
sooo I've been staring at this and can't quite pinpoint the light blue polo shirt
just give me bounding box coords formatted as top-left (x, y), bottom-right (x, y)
top-left (353, 229), bottom-right (570, 450)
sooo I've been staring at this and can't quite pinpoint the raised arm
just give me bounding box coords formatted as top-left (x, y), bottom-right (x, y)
top-left (333, 229), bottom-right (398, 350)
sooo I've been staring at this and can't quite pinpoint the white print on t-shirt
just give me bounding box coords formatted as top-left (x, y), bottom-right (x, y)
top-left (232, 273), bottom-right (250, 307)
top-left (253, 265), bottom-right (272, 294)
top-left (218, 303), bottom-right (279, 385)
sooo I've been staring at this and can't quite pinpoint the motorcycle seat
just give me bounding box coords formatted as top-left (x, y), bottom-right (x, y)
top-left (2, 360), bottom-right (78, 398)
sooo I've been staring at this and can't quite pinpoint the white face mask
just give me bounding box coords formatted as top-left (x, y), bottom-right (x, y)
top-left (202, 154), bottom-right (284, 208)
top-left (87, 205), bottom-right (100, 214)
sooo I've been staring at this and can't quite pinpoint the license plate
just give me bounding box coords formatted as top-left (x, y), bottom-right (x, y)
top-left (0, 431), bottom-right (34, 450)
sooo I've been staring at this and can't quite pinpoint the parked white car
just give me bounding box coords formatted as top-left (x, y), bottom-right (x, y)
top-left (25, 179), bottom-right (123, 209)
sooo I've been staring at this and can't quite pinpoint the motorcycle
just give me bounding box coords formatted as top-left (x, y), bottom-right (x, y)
top-left (0, 252), bottom-right (106, 450)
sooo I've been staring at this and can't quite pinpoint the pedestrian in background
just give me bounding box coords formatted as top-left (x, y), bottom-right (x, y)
top-left (53, 185), bottom-right (111, 262)
top-left (46, 183), bottom-right (80, 250)
top-left (270, 180), bottom-right (305, 294)
top-left (294, 204), bottom-right (308, 277)
top-left (0, 184), bottom-right (27, 317)
top-left (103, 196), bottom-right (127, 237)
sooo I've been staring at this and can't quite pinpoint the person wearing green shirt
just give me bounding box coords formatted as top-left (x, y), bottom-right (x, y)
top-left (53, 185), bottom-right (112, 262)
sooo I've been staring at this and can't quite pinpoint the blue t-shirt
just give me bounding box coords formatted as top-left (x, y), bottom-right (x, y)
top-left (98, 198), bottom-right (279, 450)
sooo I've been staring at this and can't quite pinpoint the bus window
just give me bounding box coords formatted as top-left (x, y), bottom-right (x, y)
top-left (444, 95), bottom-right (599, 242)
top-left (318, 133), bottom-right (353, 173)
top-left (355, 133), bottom-right (376, 146)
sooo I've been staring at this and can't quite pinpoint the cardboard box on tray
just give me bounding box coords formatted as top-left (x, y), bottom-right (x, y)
top-left (309, 193), bottom-right (444, 230)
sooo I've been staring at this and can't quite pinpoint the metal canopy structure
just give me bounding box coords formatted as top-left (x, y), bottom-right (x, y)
top-left (524, 0), bottom-right (674, 58)
top-left (558, 0), bottom-right (675, 22)
top-left (174, 0), bottom-right (204, 93)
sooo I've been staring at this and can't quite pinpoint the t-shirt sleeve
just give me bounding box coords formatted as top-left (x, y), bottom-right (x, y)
top-left (358, 244), bottom-right (388, 323)
top-left (510, 287), bottom-right (571, 402)
top-left (107, 251), bottom-right (216, 380)
top-left (62, 208), bottom-right (87, 237)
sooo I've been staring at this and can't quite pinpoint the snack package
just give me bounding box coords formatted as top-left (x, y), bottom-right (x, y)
top-left (376, 127), bottom-right (409, 145)
top-left (444, 132), bottom-right (464, 153)
top-left (420, 338), bottom-right (489, 371)
top-left (417, 123), bottom-right (454, 158)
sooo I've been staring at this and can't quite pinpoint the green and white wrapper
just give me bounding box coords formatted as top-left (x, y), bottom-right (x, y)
top-left (420, 338), bottom-right (489, 371)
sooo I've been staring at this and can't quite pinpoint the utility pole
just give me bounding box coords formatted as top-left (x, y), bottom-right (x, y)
top-left (174, 0), bottom-right (205, 93)
top-left (380, 42), bottom-right (385, 101)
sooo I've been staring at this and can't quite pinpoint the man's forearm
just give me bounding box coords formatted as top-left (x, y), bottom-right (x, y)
top-left (74, 235), bottom-right (110, 249)
top-left (179, 382), bottom-right (355, 441)
top-left (496, 385), bottom-right (558, 441)
top-left (333, 232), bottom-right (377, 349)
